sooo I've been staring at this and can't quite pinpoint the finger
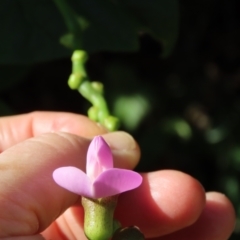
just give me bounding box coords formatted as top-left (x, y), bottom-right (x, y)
top-left (42, 207), bottom-right (87, 240)
top-left (0, 111), bottom-right (106, 151)
top-left (0, 235), bottom-right (44, 240)
top-left (0, 131), bottom-right (139, 237)
top-left (49, 170), bottom-right (205, 239)
top-left (152, 192), bottom-right (236, 240)
top-left (115, 170), bottom-right (206, 238)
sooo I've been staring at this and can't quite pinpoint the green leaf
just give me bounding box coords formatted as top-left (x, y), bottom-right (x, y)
top-left (113, 94), bottom-right (151, 131)
top-left (69, 0), bottom-right (139, 52)
top-left (0, 0), bottom-right (71, 64)
top-left (163, 118), bottom-right (192, 140)
top-left (0, 0), bottom-right (178, 63)
top-left (0, 0), bottom-right (139, 64)
top-left (120, 0), bottom-right (179, 57)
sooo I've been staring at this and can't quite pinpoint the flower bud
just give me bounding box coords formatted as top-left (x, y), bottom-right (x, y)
top-left (68, 73), bottom-right (84, 89)
top-left (104, 116), bottom-right (120, 132)
top-left (88, 106), bottom-right (99, 122)
top-left (72, 50), bottom-right (88, 63)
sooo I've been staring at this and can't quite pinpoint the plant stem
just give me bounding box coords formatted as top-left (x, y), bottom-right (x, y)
top-left (52, 0), bottom-right (79, 33)
top-left (68, 50), bottom-right (120, 131)
top-left (79, 81), bottom-right (109, 122)
top-left (82, 196), bottom-right (119, 240)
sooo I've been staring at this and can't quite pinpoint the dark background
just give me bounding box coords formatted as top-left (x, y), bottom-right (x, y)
top-left (1, 0), bottom-right (240, 238)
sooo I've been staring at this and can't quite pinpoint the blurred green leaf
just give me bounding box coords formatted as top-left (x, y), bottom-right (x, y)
top-left (0, 0), bottom-right (71, 64)
top-left (205, 127), bottom-right (228, 144)
top-left (52, 0), bottom-right (87, 50)
top-left (223, 176), bottom-right (239, 201)
top-left (113, 94), bottom-right (151, 131)
top-left (120, 0), bottom-right (179, 57)
top-left (0, 0), bottom-right (178, 64)
top-left (163, 118), bottom-right (192, 140)
top-left (70, 0), bottom-right (139, 52)
top-left (228, 147), bottom-right (240, 171)
top-left (0, 0), bottom-right (139, 64)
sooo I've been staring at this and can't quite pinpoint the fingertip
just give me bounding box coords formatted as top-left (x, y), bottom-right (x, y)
top-left (102, 131), bottom-right (141, 170)
top-left (150, 170), bottom-right (206, 225)
top-left (31, 111), bottom-right (107, 137)
top-left (205, 192), bottom-right (236, 239)
top-left (116, 170), bottom-right (206, 238)
top-left (158, 192), bottom-right (236, 240)
top-left (0, 111), bottom-right (108, 151)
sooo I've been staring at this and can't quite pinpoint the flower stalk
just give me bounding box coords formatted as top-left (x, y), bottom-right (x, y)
top-left (82, 196), bottom-right (119, 240)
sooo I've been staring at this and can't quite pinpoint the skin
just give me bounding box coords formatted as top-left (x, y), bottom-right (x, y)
top-left (0, 111), bottom-right (235, 240)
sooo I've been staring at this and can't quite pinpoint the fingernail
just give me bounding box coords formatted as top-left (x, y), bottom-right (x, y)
top-left (102, 131), bottom-right (137, 151)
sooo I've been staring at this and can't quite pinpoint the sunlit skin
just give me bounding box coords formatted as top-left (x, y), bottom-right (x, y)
top-left (0, 111), bottom-right (235, 240)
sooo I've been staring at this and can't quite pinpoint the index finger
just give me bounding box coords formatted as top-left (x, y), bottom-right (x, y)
top-left (0, 111), bottom-right (106, 151)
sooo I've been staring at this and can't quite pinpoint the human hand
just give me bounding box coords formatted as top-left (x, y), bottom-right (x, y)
top-left (0, 112), bottom-right (235, 240)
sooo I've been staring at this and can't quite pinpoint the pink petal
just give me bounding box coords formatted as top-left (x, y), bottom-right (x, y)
top-left (92, 169), bottom-right (142, 198)
top-left (53, 166), bottom-right (94, 198)
top-left (86, 136), bottom-right (113, 180)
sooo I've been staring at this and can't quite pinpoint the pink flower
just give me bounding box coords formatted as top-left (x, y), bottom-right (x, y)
top-left (53, 136), bottom-right (142, 198)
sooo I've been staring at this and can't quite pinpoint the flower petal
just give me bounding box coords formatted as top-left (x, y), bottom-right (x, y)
top-left (53, 166), bottom-right (93, 197)
top-left (86, 136), bottom-right (113, 180)
top-left (92, 169), bottom-right (142, 198)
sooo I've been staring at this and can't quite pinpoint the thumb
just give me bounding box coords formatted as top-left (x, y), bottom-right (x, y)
top-left (0, 131), bottom-right (140, 237)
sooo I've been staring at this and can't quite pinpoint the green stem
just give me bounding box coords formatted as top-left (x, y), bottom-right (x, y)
top-left (82, 196), bottom-right (119, 240)
top-left (79, 81), bottom-right (109, 122)
top-left (68, 50), bottom-right (120, 131)
top-left (52, 0), bottom-right (79, 33)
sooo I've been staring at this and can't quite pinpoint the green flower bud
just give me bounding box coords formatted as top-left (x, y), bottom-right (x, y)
top-left (68, 73), bottom-right (84, 89)
top-left (91, 81), bottom-right (104, 94)
top-left (104, 116), bottom-right (120, 132)
top-left (82, 196), bottom-right (118, 240)
top-left (72, 50), bottom-right (88, 63)
top-left (88, 106), bottom-right (99, 122)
